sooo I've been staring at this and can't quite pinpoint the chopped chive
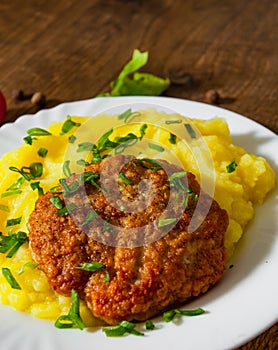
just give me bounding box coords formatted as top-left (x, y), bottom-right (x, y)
top-left (60, 116), bottom-right (81, 135)
top-left (10, 162), bottom-right (43, 181)
top-left (49, 185), bottom-right (62, 193)
top-left (103, 270), bottom-right (110, 283)
top-left (148, 142), bottom-right (165, 152)
top-left (1, 190), bottom-right (22, 198)
top-left (139, 123), bottom-right (148, 139)
top-left (76, 159), bottom-right (90, 167)
top-left (62, 160), bottom-right (72, 177)
top-left (145, 320), bottom-right (155, 330)
top-left (0, 204), bottom-right (10, 212)
top-left (119, 173), bottom-right (133, 185)
top-left (184, 123), bottom-right (196, 138)
top-left (82, 210), bottom-right (98, 226)
top-left (102, 320), bottom-right (144, 337)
top-left (163, 308), bottom-right (205, 322)
top-left (68, 135), bottom-right (77, 144)
top-left (77, 142), bottom-right (95, 152)
top-left (24, 135), bottom-right (35, 145)
top-left (137, 158), bottom-right (162, 170)
top-left (226, 159), bottom-right (238, 173)
top-left (56, 203), bottom-right (77, 216)
top-left (37, 147), bottom-right (48, 158)
top-left (49, 196), bottom-right (63, 209)
top-left (6, 217), bottom-right (22, 227)
top-left (6, 177), bottom-right (25, 191)
top-left (27, 128), bottom-right (52, 136)
top-left (165, 119), bottom-right (182, 125)
top-left (169, 171), bottom-right (187, 181)
top-left (76, 262), bottom-right (106, 272)
top-left (0, 231), bottom-right (28, 258)
top-left (55, 289), bottom-right (84, 330)
top-left (117, 108), bottom-right (133, 122)
top-left (2, 268), bottom-right (21, 290)
top-left (97, 128), bottom-right (114, 150)
top-left (158, 218), bottom-right (176, 227)
top-left (18, 261), bottom-right (38, 275)
top-left (169, 133), bottom-right (177, 144)
top-left (30, 181), bottom-right (44, 196)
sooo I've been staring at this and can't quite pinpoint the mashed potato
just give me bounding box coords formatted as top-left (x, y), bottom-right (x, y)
top-left (0, 110), bottom-right (275, 324)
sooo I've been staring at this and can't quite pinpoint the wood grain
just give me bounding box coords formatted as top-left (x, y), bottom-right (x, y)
top-left (0, 0), bottom-right (277, 348)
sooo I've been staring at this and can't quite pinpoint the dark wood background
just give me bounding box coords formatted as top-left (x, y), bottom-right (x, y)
top-left (0, 0), bottom-right (277, 348)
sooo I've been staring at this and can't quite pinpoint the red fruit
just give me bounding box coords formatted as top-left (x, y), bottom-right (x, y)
top-left (0, 90), bottom-right (7, 124)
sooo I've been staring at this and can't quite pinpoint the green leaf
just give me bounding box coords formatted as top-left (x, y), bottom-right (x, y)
top-left (101, 49), bottom-right (170, 97)
top-left (2, 267), bottom-right (21, 290)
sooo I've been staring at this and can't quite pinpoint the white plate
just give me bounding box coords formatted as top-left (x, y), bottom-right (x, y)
top-left (0, 96), bottom-right (277, 350)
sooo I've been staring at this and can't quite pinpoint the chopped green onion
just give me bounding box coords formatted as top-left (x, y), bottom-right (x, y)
top-left (77, 142), bottom-right (95, 152)
top-left (169, 171), bottom-right (187, 181)
top-left (0, 204), bottom-right (10, 212)
top-left (169, 133), bottom-right (177, 144)
top-left (145, 320), bottom-right (155, 330)
top-left (165, 119), bottom-right (182, 125)
top-left (62, 160), bottom-right (72, 177)
top-left (76, 262), bottom-right (106, 272)
top-left (103, 270), bottom-right (110, 283)
top-left (24, 135), bottom-right (35, 145)
top-left (60, 116), bottom-right (81, 135)
top-left (137, 158), bottom-right (162, 170)
top-left (2, 267), bottom-right (21, 290)
top-left (49, 185), bottom-right (62, 193)
top-left (82, 210), bottom-right (98, 226)
top-left (56, 203), bottom-right (77, 216)
top-left (226, 159), bottom-right (238, 173)
top-left (1, 190), bottom-right (22, 198)
top-left (119, 173), bottom-right (133, 185)
top-left (55, 289), bottom-right (84, 330)
top-left (68, 135), bottom-right (77, 144)
top-left (158, 218), bottom-right (176, 227)
top-left (76, 159), bottom-right (90, 167)
top-left (0, 231), bottom-right (28, 258)
top-left (6, 177), bottom-right (25, 191)
top-left (148, 142), bottom-right (165, 152)
top-left (30, 181), bottom-right (44, 196)
top-left (184, 123), bottom-right (196, 138)
top-left (49, 196), bottom-right (63, 209)
top-left (139, 123), bottom-right (148, 140)
top-left (18, 261), bottom-right (38, 275)
top-left (10, 162), bottom-right (43, 181)
top-left (117, 108), bottom-right (133, 122)
top-left (6, 216), bottom-right (22, 227)
top-left (27, 128), bottom-right (52, 136)
top-left (102, 320), bottom-right (144, 337)
top-left (163, 308), bottom-right (205, 322)
top-left (37, 147), bottom-right (48, 158)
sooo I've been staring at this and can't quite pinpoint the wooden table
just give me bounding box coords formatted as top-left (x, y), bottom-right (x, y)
top-left (0, 0), bottom-right (277, 348)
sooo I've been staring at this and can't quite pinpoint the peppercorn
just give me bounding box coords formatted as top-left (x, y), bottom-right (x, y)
top-left (205, 89), bottom-right (220, 104)
top-left (31, 92), bottom-right (46, 107)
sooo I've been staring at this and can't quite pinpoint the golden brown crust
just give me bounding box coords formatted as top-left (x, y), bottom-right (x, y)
top-left (28, 155), bottom-right (228, 324)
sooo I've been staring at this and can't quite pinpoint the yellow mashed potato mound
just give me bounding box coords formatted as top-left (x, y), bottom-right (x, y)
top-left (0, 110), bottom-right (275, 325)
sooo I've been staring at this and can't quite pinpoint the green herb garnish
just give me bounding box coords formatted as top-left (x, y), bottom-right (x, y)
top-left (27, 128), bottom-right (52, 136)
top-left (1, 190), bottom-right (22, 198)
top-left (119, 173), bottom-right (133, 185)
top-left (2, 267), bottom-right (21, 290)
top-left (9, 162), bottom-right (43, 181)
top-left (82, 210), bottom-right (98, 226)
top-left (0, 204), bottom-right (9, 212)
top-left (169, 133), bottom-right (177, 144)
top-left (158, 218), bottom-right (176, 227)
top-left (76, 262), bottom-right (106, 272)
top-left (100, 49), bottom-right (170, 97)
top-left (62, 160), bottom-right (72, 177)
top-left (60, 116), bottom-right (81, 135)
top-left (226, 159), bottom-right (238, 173)
top-left (68, 135), bottom-right (77, 144)
top-left (165, 120), bottom-right (182, 125)
top-left (6, 177), bottom-right (25, 191)
top-left (148, 143), bottom-right (165, 152)
top-left (55, 289), bottom-right (84, 330)
top-left (184, 123), bottom-right (196, 138)
top-left (6, 216), bottom-right (22, 227)
top-left (30, 181), bottom-right (44, 196)
top-left (145, 320), bottom-right (155, 330)
top-left (0, 231), bottom-right (28, 258)
top-left (56, 203), bottom-right (77, 216)
top-left (18, 261), bottom-right (38, 275)
top-left (102, 320), bottom-right (144, 337)
top-left (37, 147), bottom-right (48, 158)
top-left (163, 307), bottom-right (205, 322)
top-left (49, 196), bottom-right (63, 209)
